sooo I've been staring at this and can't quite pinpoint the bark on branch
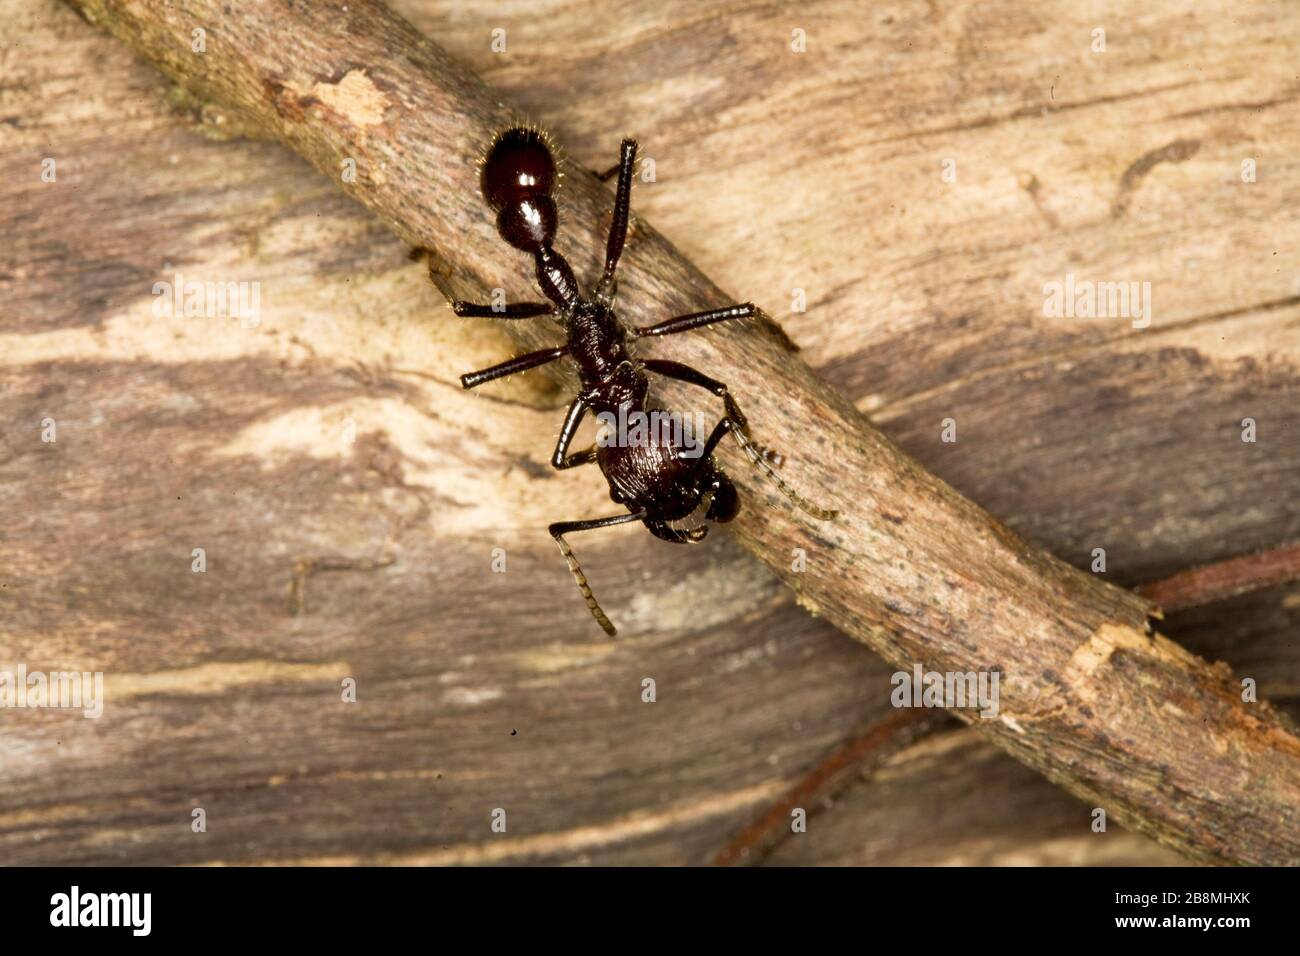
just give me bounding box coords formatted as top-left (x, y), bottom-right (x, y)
top-left (65, 0), bottom-right (1300, 864)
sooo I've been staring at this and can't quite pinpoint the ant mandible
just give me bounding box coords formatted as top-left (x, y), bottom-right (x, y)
top-left (452, 126), bottom-right (836, 636)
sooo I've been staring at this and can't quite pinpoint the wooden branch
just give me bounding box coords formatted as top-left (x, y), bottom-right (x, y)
top-left (65, 0), bottom-right (1300, 864)
top-left (719, 547), bottom-right (1300, 865)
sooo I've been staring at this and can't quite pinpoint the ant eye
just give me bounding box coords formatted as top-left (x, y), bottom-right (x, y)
top-left (706, 479), bottom-right (740, 523)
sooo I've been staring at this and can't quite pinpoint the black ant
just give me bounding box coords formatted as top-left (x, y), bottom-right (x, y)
top-left (451, 126), bottom-right (836, 635)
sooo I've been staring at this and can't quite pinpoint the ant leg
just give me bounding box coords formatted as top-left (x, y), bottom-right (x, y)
top-left (452, 301), bottom-right (553, 319)
top-left (697, 415), bottom-right (738, 460)
top-left (694, 419), bottom-right (781, 480)
top-left (552, 398), bottom-right (598, 469)
top-left (694, 413), bottom-right (784, 466)
top-left (635, 303), bottom-right (756, 338)
top-left (593, 161), bottom-right (620, 182)
top-left (641, 359), bottom-right (746, 426)
top-left (461, 346), bottom-right (567, 389)
top-left (595, 138), bottom-right (638, 304)
top-left (642, 359), bottom-right (837, 521)
top-left (549, 511), bottom-right (646, 636)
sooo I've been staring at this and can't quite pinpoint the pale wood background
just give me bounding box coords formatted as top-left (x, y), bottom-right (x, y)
top-left (1, 0), bottom-right (1296, 864)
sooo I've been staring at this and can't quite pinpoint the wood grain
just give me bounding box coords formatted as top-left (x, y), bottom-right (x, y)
top-left (2, 0), bottom-right (1297, 865)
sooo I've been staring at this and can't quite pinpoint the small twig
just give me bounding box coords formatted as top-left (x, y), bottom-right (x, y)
top-left (713, 709), bottom-right (953, 866)
top-left (1137, 543), bottom-right (1300, 613)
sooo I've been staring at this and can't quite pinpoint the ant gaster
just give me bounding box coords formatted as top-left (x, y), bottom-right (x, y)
top-left (452, 126), bottom-right (836, 636)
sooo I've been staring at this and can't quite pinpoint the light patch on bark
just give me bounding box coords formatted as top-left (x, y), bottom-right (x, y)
top-left (212, 395), bottom-right (606, 535)
top-left (443, 686), bottom-right (503, 707)
top-left (996, 623), bottom-right (1197, 723)
top-left (311, 69), bottom-right (388, 129)
top-left (515, 643), bottom-right (618, 674)
top-left (213, 398), bottom-right (394, 462)
top-left (1059, 623), bottom-right (1201, 707)
top-left (625, 557), bottom-right (776, 634)
top-left (934, 833), bottom-right (1183, 867)
top-left (0, 803), bottom-right (100, 830)
top-left (107, 660), bottom-right (351, 698)
top-left (216, 779), bottom-right (785, 865)
top-left (0, 268), bottom-right (449, 372)
top-left (266, 768), bottom-right (450, 787)
top-left (1112, 308), bottom-right (1300, 364)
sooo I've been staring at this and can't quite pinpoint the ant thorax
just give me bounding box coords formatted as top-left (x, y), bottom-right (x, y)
top-left (567, 302), bottom-right (639, 406)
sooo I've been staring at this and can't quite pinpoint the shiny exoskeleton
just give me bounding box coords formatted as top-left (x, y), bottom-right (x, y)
top-left (453, 126), bottom-right (835, 635)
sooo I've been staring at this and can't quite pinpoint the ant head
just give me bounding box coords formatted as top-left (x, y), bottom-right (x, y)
top-left (481, 126), bottom-right (557, 212)
top-left (705, 472), bottom-right (740, 523)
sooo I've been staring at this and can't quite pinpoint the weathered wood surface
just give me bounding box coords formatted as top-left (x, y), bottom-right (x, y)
top-left (0, 0), bottom-right (1296, 865)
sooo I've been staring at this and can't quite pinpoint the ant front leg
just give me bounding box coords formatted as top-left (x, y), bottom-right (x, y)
top-left (642, 359), bottom-right (837, 521)
top-left (552, 398), bottom-right (598, 469)
top-left (595, 138), bottom-right (638, 305)
top-left (549, 510), bottom-right (646, 636)
top-left (697, 415), bottom-right (740, 461)
top-left (640, 359), bottom-right (747, 427)
top-left (635, 303), bottom-right (757, 339)
top-left (452, 301), bottom-right (554, 319)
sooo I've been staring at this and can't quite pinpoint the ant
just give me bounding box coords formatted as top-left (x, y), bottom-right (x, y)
top-left (451, 126), bottom-right (836, 636)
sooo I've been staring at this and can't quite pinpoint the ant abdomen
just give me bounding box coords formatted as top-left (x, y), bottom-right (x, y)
top-left (481, 127), bottom-right (556, 208)
top-left (481, 127), bottom-right (559, 253)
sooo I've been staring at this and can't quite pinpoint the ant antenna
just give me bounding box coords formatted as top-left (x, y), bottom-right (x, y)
top-left (552, 532), bottom-right (619, 636)
top-left (730, 427), bottom-right (838, 521)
